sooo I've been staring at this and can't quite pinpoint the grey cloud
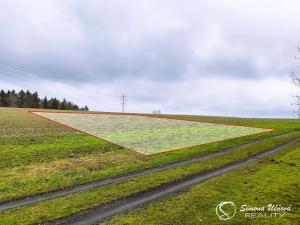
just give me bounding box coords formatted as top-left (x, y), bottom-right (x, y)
top-left (194, 58), bottom-right (257, 78)
top-left (1, 0), bottom-right (295, 83)
top-left (0, 0), bottom-right (299, 117)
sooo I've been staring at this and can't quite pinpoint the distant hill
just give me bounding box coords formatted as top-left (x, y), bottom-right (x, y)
top-left (0, 89), bottom-right (88, 111)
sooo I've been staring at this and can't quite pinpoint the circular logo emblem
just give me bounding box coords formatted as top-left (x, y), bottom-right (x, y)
top-left (216, 201), bottom-right (236, 221)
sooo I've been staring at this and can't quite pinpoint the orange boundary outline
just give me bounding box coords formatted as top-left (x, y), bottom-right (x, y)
top-left (28, 110), bottom-right (276, 157)
top-left (28, 111), bottom-right (147, 158)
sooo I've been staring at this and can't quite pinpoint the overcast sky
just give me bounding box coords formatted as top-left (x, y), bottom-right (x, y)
top-left (0, 0), bottom-right (299, 117)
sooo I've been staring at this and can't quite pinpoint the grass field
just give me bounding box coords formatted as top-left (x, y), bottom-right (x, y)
top-left (0, 107), bottom-right (300, 225)
top-left (102, 143), bottom-right (300, 225)
top-left (32, 111), bottom-right (272, 155)
top-left (1, 131), bottom-right (299, 225)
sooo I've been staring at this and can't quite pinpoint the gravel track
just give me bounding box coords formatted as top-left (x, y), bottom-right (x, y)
top-left (43, 138), bottom-right (300, 225)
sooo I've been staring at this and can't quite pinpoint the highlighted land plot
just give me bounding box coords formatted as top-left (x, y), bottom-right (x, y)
top-left (32, 112), bottom-right (273, 155)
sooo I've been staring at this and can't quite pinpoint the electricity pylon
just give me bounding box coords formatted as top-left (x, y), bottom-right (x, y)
top-left (120, 93), bottom-right (127, 113)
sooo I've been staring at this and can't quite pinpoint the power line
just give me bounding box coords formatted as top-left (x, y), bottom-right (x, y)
top-left (0, 59), bottom-right (42, 87)
top-left (0, 58), bottom-right (37, 75)
top-left (0, 58), bottom-right (126, 111)
top-left (0, 61), bottom-right (115, 104)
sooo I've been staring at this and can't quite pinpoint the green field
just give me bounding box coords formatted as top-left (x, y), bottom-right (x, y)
top-left (32, 111), bottom-right (272, 155)
top-left (102, 143), bottom-right (300, 225)
top-left (0, 107), bottom-right (299, 225)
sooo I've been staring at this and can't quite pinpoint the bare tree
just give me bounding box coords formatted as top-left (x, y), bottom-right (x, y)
top-left (291, 70), bottom-right (300, 87)
top-left (291, 46), bottom-right (300, 118)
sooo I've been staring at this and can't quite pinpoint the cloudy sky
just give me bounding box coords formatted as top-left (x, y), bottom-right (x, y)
top-left (0, 0), bottom-right (299, 117)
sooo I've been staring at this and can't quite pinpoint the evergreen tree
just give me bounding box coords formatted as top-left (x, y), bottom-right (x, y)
top-left (6, 90), bottom-right (18, 107)
top-left (67, 101), bottom-right (72, 110)
top-left (50, 98), bottom-right (59, 109)
top-left (80, 106), bottom-right (89, 111)
top-left (31, 92), bottom-right (40, 108)
top-left (18, 90), bottom-right (26, 108)
top-left (0, 89), bottom-right (6, 107)
top-left (42, 97), bottom-right (49, 109)
top-left (72, 104), bottom-right (79, 110)
top-left (0, 89), bottom-right (88, 110)
top-left (60, 98), bottom-right (67, 110)
top-left (24, 90), bottom-right (32, 108)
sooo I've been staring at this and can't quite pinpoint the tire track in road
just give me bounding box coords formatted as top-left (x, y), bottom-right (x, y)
top-left (43, 138), bottom-right (300, 225)
top-left (0, 132), bottom-right (290, 212)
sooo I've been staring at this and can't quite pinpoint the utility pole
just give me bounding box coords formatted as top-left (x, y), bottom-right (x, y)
top-left (120, 93), bottom-right (127, 113)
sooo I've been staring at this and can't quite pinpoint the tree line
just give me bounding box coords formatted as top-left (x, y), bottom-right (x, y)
top-left (0, 89), bottom-right (89, 111)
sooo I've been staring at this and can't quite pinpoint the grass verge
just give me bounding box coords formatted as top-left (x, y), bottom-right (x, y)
top-left (0, 131), bottom-right (299, 225)
top-left (101, 142), bottom-right (300, 225)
